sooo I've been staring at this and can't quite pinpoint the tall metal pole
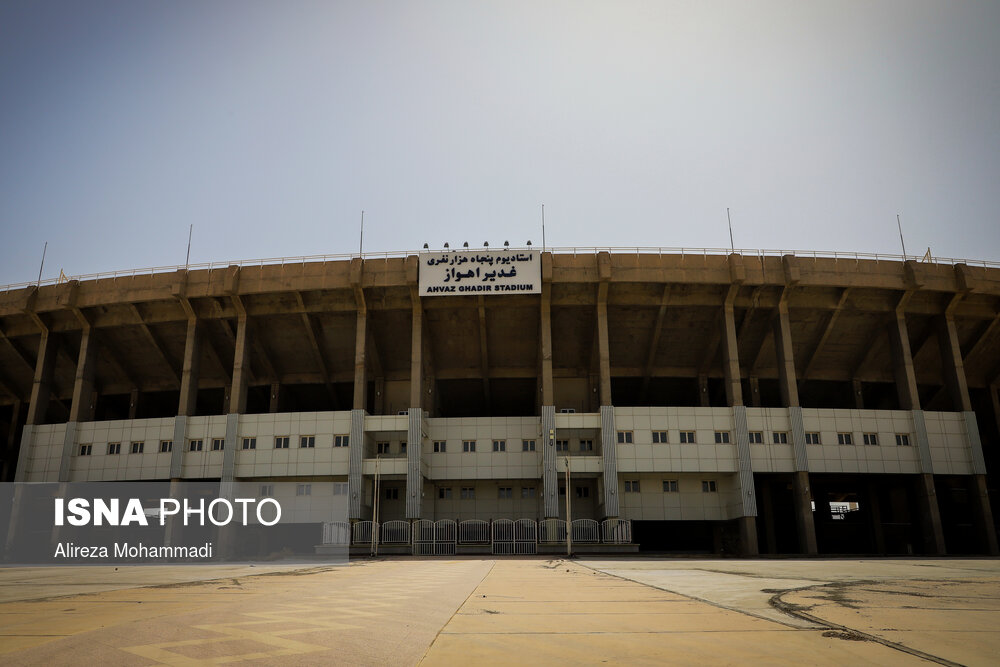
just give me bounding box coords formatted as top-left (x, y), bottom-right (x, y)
top-left (185, 224), bottom-right (193, 269)
top-left (541, 204), bottom-right (546, 252)
top-left (896, 214), bottom-right (907, 260)
top-left (37, 242), bottom-right (47, 286)
top-left (359, 210), bottom-right (365, 257)
top-left (727, 208), bottom-right (735, 252)
top-left (565, 456), bottom-right (572, 557)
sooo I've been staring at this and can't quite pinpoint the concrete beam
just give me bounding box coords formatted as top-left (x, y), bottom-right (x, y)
top-left (936, 313), bottom-right (972, 411)
top-left (128, 303), bottom-right (181, 387)
top-left (640, 284), bottom-right (671, 402)
top-left (962, 312), bottom-right (1000, 365)
top-left (295, 292), bottom-right (337, 408)
top-left (799, 287), bottom-right (850, 382)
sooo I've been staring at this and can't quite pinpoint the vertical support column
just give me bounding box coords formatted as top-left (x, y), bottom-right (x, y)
top-left (600, 405), bottom-right (619, 518)
top-left (698, 374), bottom-right (710, 407)
top-left (866, 479), bottom-right (886, 554)
top-left (128, 388), bottom-right (139, 419)
top-left (348, 409), bottom-right (365, 520)
top-left (773, 291), bottom-right (800, 408)
top-left (58, 327), bottom-right (99, 481)
top-left (2, 400), bottom-right (23, 482)
top-left (968, 473), bottom-right (999, 555)
top-left (353, 301), bottom-right (367, 411)
top-left (229, 315), bottom-right (249, 415)
top-left (269, 383), bottom-right (280, 413)
top-left (852, 379), bottom-right (864, 409)
top-left (595, 258), bottom-right (619, 518)
top-left (15, 329), bottom-right (56, 481)
top-left (410, 288), bottom-right (423, 411)
top-left (936, 314), bottom-right (972, 412)
top-left (791, 471), bottom-right (817, 554)
top-left (888, 304), bottom-right (920, 411)
top-left (539, 270), bottom-right (558, 519)
top-left (178, 318), bottom-right (200, 418)
top-left (542, 405), bottom-right (558, 518)
top-left (596, 284), bottom-right (612, 408)
top-left (721, 287), bottom-right (743, 407)
top-left (748, 376), bottom-right (761, 407)
top-left (540, 282), bottom-right (553, 408)
top-left (406, 408), bottom-right (423, 519)
top-left (722, 289), bottom-right (756, 555)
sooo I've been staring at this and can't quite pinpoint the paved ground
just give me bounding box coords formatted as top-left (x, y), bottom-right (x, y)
top-left (0, 557), bottom-right (997, 665)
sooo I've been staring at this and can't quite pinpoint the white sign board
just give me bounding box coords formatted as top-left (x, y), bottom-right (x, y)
top-left (419, 250), bottom-right (541, 296)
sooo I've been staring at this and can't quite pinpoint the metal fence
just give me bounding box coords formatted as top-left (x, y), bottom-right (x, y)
top-left (322, 521), bottom-right (351, 545)
top-left (539, 519), bottom-right (566, 544)
top-left (352, 520), bottom-right (377, 545)
top-left (381, 520), bottom-right (411, 545)
top-left (571, 519), bottom-right (601, 543)
top-left (458, 519), bottom-right (490, 544)
top-left (602, 518), bottom-right (633, 545)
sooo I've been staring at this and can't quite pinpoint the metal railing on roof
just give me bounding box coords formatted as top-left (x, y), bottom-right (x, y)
top-left (2, 246), bottom-right (998, 293)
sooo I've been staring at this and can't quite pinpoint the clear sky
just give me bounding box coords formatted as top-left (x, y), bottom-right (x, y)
top-left (1, 1), bottom-right (998, 285)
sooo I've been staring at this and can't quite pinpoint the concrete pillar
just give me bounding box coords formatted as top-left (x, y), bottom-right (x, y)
top-left (697, 374), bottom-right (710, 407)
top-left (353, 305), bottom-right (367, 410)
top-left (792, 471), bottom-right (817, 555)
top-left (722, 292), bottom-right (756, 555)
top-left (542, 406), bottom-right (558, 518)
top-left (178, 318), bottom-right (200, 417)
top-left (748, 376), bottom-right (761, 408)
top-left (410, 295), bottom-right (423, 409)
top-left (866, 480), bottom-right (886, 554)
top-left (406, 408), bottom-right (423, 519)
top-left (916, 473), bottom-right (946, 555)
top-left (269, 382), bottom-right (280, 413)
top-left (373, 377), bottom-right (384, 414)
top-left (737, 516), bottom-right (759, 557)
top-left (229, 316), bottom-right (249, 415)
top-left (600, 405), bottom-right (620, 517)
top-left (128, 388), bottom-right (139, 419)
top-left (773, 296), bottom-right (800, 408)
top-left (937, 314), bottom-right (972, 412)
top-left (852, 378), bottom-right (864, 409)
top-left (721, 295), bottom-right (743, 407)
top-left (540, 286), bottom-right (553, 407)
top-left (26, 330), bottom-right (57, 426)
top-left (2, 400), bottom-right (23, 481)
top-left (759, 482), bottom-right (777, 554)
top-left (968, 474), bottom-right (999, 555)
top-left (596, 287), bottom-right (612, 407)
top-left (348, 409), bottom-right (365, 520)
top-left (69, 327), bottom-right (98, 423)
top-left (888, 310), bottom-right (920, 410)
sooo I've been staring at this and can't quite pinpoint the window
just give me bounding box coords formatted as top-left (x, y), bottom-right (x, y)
top-left (259, 484), bottom-right (274, 497)
top-left (79, 444), bottom-right (92, 456)
top-left (130, 441), bottom-right (144, 454)
top-left (663, 480), bottom-right (678, 493)
top-left (521, 486), bottom-right (536, 498)
top-left (749, 431), bottom-right (763, 444)
top-left (498, 487), bottom-right (512, 499)
top-left (334, 435), bottom-right (349, 448)
top-left (333, 482), bottom-right (348, 495)
top-left (837, 433), bottom-right (853, 445)
top-left (617, 431), bottom-right (633, 444)
top-left (159, 440), bottom-right (172, 453)
top-left (107, 442), bottom-right (121, 455)
top-left (579, 439), bottom-right (594, 452)
top-left (242, 437), bottom-right (256, 450)
top-left (400, 441), bottom-right (407, 454)
top-left (385, 488), bottom-right (399, 500)
top-left (714, 431), bottom-right (730, 444)
top-left (575, 486), bottom-right (590, 499)
top-left (300, 436), bottom-right (315, 448)
top-left (434, 441), bottom-right (447, 453)
top-left (702, 480), bottom-right (718, 493)
top-left (212, 438), bottom-right (224, 451)
top-left (652, 431), bottom-right (668, 443)
top-left (556, 440), bottom-right (569, 452)
top-left (863, 433), bottom-right (878, 446)
top-left (559, 408), bottom-right (576, 413)
top-left (275, 436), bottom-right (290, 449)
top-left (189, 439), bottom-right (203, 452)
top-left (376, 442), bottom-right (390, 455)
top-left (896, 434), bottom-right (911, 447)
top-left (772, 432), bottom-right (788, 444)
top-left (624, 480), bottom-right (640, 493)
top-left (805, 432), bottom-right (821, 445)
top-left (522, 439), bottom-right (536, 451)
top-left (296, 483), bottom-right (311, 496)
top-left (463, 440), bottom-right (476, 453)
top-left (679, 431), bottom-right (696, 444)
top-left (438, 487), bottom-right (452, 499)
top-left (460, 486), bottom-right (475, 500)
top-left (493, 440), bottom-right (506, 452)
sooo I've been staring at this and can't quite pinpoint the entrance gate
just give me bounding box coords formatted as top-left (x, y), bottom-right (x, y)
top-left (412, 519), bottom-right (457, 555)
top-left (491, 518), bottom-right (537, 555)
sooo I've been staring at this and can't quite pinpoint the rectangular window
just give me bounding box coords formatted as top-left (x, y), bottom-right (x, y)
top-left (159, 440), bottom-right (172, 453)
top-left (212, 438), bottom-right (224, 451)
top-left (493, 440), bottom-right (506, 452)
top-left (460, 486), bottom-right (475, 500)
top-left (579, 439), bottom-right (594, 452)
top-left (652, 431), bottom-right (668, 443)
top-left (434, 441), bottom-right (446, 453)
top-left (624, 480), bottom-right (640, 493)
top-left (522, 439), bottom-right (536, 451)
top-left (463, 440), bottom-right (476, 453)
top-left (805, 432), bottom-right (821, 445)
top-left (333, 482), bottom-right (348, 495)
top-left (679, 431), bottom-right (696, 444)
top-left (241, 437), bottom-right (256, 450)
top-left (376, 442), bottom-right (390, 455)
top-left (575, 486), bottom-right (590, 499)
top-left (296, 483), bottom-right (311, 496)
top-left (107, 442), bottom-right (121, 455)
top-left (863, 433), bottom-right (878, 446)
top-left (130, 441), bottom-right (144, 454)
top-left (334, 435), bottom-right (349, 447)
top-left (837, 433), bottom-right (853, 445)
top-left (714, 431), bottom-right (731, 444)
top-left (896, 433), bottom-right (911, 447)
top-left (300, 436), bottom-right (316, 448)
top-left (438, 487), bottom-right (452, 499)
top-left (385, 488), bottom-right (399, 500)
top-left (79, 444), bottom-right (92, 456)
top-left (616, 431), bottom-right (633, 444)
top-left (259, 484), bottom-right (274, 497)
top-left (749, 431), bottom-right (763, 444)
top-left (498, 487), bottom-right (512, 499)
top-left (663, 480), bottom-right (678, 493)
top-left (275, 436), bottom-right (290, 449)
top-left (521, 486), bottom-right (536, 498)
top-left (702, 480), bottom-right (718, 493)
top-left (400, 441), bottom-right (407, 454)
top-left (556, 440), bottom-right (569, 452)
top-left (772, 432), bottom-right (788, 444)
top-left (189, 439), bottom-right (203, 452)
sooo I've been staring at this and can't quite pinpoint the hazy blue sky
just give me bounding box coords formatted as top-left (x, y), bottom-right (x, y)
top-left (1, 1), bottom-right (998, 285)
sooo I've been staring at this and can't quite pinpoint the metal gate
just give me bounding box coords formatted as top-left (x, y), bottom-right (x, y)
top-left (491, 519), bottom-right (537, 554)
top-left (412, 519), bottom-right (435, 555)
top-left (412, 519), bottom-right (457, 555)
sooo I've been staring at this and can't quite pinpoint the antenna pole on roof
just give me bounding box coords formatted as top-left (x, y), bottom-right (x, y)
top-left (541, 204), bottom-right (546, 252)
top-left (359, 210), bottom-right (365, 257)
top-left (897, 214), bottom-right (907, 260)
top-left (727, 208), bottom-right (735, 252)
top-left (37, 241), bottom-right (47, 287)
top-left (185, 224), bottom-right (193, 269)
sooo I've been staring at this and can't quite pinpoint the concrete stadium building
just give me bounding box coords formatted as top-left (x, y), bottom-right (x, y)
top-left (1, 247), bottom-right (999, 556)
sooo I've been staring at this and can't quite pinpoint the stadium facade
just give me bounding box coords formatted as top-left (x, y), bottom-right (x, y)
top-left (1, 248), bottom-right (998, 556)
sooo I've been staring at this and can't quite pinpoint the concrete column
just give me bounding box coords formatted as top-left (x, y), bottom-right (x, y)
top-left (968, 474), bottom-right (999, 555)
top-left (348, 409), bottom-right (365, 519)
top-left (853, 379), bottom-right (864, 409)
top-left (600, 405), bottom-right (620, 517)
top-left (866, 480), bottom-right (886, 554)
top-left (269, 382), bottom-right (280, 413)
top-left (406, 408), bottom-right (423, 518)
top-left (792, 470), bottom-right (818, 555)
top-left (373, 377), bottom-right (384, 414)
top-left (916, 473), bottom-right (946, 555)
top-left (759, 482), bottom-right (777, 554)
top-left (178, 318), bottom-right (200, 417)
top-left (410, 295), bottom-right (423, 409)
top-left (721, 294), bottom-right (743, 407)
top-left (2, 400), bottom-right (23, 481)
top-left (353, 305), bottom-right (367, 411)
top-left (748, 376), bottom-right (761, 408)
top-left (229, 316), bottom-right (249, 415)
top-left (128, 388), bottom-right (139, 419)
top-left (888, 310), bottom-right (920, 410)
top-left (540, 286), bottom-right (553, 407)
top-left (773, 296), bottom-right (800, 408)
top-left (596, 287), bottom-right (612, 407)
top-left (732, 405), bottom-right (758, 555)
top-left (542, 406), bottom-right (558, 518)
top-left (26, 330), bottom-right (57, 426)
top-left (697, 374), bottom-right (710, 407)
top-left (69, 327), bottom-right (98, 423)
top-left (937, 314), bottom-right (972, 412)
